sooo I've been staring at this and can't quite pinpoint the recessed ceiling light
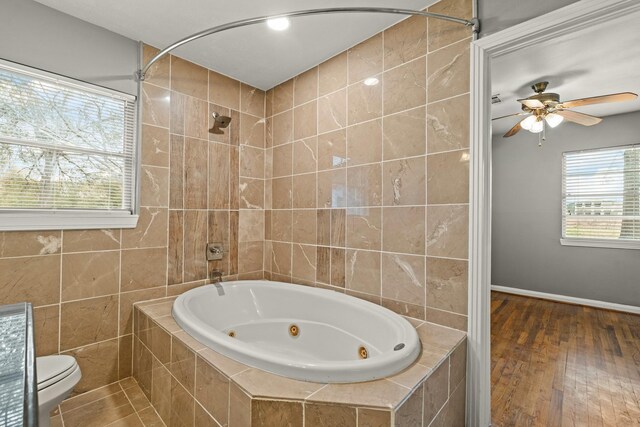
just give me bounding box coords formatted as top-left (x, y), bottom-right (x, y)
top-left (267, 17), bottom-right (290, 31)
top-left (363, 77), bottom-right (379, 86)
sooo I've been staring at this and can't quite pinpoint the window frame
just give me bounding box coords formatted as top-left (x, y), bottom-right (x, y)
top-left (0, 59), bottom-right (139, 231)
top-left (560, 143), bottom-right (640, 250)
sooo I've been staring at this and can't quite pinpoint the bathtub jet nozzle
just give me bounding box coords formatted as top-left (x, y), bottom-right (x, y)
top-left (289, 324), bottom-right (299, 337)
top-left (359, 346), bottom-right (368, 359)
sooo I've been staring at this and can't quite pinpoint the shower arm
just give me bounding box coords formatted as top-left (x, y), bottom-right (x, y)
top-left (136, 7), bottom-right (479, 81)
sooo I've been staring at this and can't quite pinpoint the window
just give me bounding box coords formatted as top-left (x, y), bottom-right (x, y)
top-left (562, 144), bottom-right (640, 249)
top-left (0, 60), bottom-right (138, 230)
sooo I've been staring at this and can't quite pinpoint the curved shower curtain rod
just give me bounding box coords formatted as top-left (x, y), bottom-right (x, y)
top-left (137, 7), bottom-right (479, 81)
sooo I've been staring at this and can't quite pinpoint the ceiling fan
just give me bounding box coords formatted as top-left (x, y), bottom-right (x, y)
top-left (493, 81), bottom-right (637, 139)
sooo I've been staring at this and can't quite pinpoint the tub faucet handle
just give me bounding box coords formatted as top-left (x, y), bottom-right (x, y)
top-left (207, 243), bottom-right (224, 261)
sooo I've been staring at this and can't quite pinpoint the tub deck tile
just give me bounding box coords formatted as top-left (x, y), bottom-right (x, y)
top-left (417, 347), bottom-right (450, 370)
top-left (403, 315), bottom-right (425, 328)
top-left (135, 296), bottom-right (176, 308)
top-left (153, 315), bottom-right (181, 333)
top-left (304, 378), bottom-right (410, 409)
top-left (415, 322), bottom-right (466, 353)
top-left (141, 300), bottom-right (174, 318)
top-left (386, 360), bottom-right (433, 389)
top-left (198, 347), bottom-right (251, 378)
top-left (233, 368), bottom-right (326, 400)
top-left (173, 330), bottom-right (206, 352)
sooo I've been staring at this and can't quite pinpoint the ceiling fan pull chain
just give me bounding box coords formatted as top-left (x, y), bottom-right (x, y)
top-left (539, 121), bottom-right (546, 147)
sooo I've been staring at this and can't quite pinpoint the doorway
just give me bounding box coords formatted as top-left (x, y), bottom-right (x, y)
top-left (467, 1), bottom-right (640, 425)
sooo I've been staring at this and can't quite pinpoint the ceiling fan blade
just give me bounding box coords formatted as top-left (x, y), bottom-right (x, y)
top-left (492, 112), bottom-right (526, 121)
top-left (503, 122), bottom-right (522, 138)
top-left (558, 92), bottom-right (637, 109)
top-left (517, 98), bottom-right (545, 109)
top-left (556, 110), bottom-right (602, 126)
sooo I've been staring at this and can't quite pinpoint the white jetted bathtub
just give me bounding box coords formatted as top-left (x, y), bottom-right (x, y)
top-left (172, 280), bottom-right (421, 383)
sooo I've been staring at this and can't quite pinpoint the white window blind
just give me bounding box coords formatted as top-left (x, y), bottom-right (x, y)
top-left (0, 60), bottom-right (137, 215)
top-left (562, 144), bottom-right (640, 245)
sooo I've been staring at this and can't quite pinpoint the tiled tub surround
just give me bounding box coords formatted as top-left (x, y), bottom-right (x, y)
top-left (0, 0), bottom-right (473, 411)
top-left (133, 297), bottom-right (467, 426)
top-left (0, 45), bottom-right (266, 394)
top-left (262, 0), bottom-right (473, 331)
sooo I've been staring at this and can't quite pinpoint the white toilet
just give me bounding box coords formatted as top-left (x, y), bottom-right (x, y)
top-left (36, 355), bottom-right (81, 427)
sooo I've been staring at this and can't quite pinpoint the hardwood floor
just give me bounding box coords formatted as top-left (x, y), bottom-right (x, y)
top-left (491, 291), bottom-right (640, 426)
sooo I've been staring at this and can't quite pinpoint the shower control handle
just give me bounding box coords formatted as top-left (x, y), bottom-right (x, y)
top-left (207, 243), bottom-right (224, 261)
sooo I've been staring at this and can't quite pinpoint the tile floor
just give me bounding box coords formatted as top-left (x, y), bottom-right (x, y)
top-left (50, 378), bottom-right (165, 427)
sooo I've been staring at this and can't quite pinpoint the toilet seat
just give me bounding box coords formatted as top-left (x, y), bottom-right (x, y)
top-left (36, 355), bottom-right (82, 427)
top-left (37, 355), bottom-right (79, 390)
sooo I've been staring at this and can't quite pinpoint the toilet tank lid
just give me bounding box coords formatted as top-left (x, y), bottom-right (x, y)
top-left (36, 355), bottom-right (77, 384)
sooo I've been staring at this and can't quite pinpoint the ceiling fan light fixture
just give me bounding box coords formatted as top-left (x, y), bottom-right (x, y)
top-left (530, 117), bottom-right (544, 133)
top-left (545, 113), bottom-right (564, 128)
top-left (520, 115), bottom-right (537, 131)
top-left (496, 82), bottom-right (635, 139)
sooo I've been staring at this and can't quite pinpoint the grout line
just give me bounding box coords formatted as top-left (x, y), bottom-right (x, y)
top-left (423, 254), bottom-right (469, 262)
top-left (427, 90), bottom-right (471, 107)
top-left (60, 245), bottom-right (168, 257)
top-left (60, 336), bottom-right (121, 354)
top-left (270, 145), bottom-right (467, 181)
top-left (228, 367), bottom-right (251, 378)
top-left (263, 238), bottom-right (468, 259)
top-left (303, 383), bottom-right (329, 402)
top-left (380, 28), bottom-right (386, 300)
top-left (424, 28), bottom-right (429, 323)
top-left (316, 65), bottom-right (321, 286)
top-left (56, 289), bottom-right (157, 306)
top-left (181, 99), bottom-right (186, 286)
top-left (427, 394), bottom-right (450, 426)
top-left (206, 70), bottom-right (211, 282)
top-left (60, 380), bottom-right (124, 415)
top-left (58, 406), bottom-right (66, 427)
top-left (342, 42), bottom-right (351, 290)
top-left (118, 381), bottom-right (147, 426)
top-left (427, 35), bottom-right (473, 56)
top-left (271, 52), bottom-right (420, 114)
top-left (142, 79), bottom-right (263, 121)
top-left (117, 228), bottom-right (123, 377)
top-left (58, 230), bottom-right (64, 355)
top-left (263, 201), bottom-right (468, 210)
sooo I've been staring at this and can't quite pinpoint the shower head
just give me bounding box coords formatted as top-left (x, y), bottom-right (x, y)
top-left (209, 112), bottom-right (232, 134)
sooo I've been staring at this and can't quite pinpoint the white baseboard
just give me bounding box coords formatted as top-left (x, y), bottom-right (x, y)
top-left (491, 285), bottom-right (640, 315)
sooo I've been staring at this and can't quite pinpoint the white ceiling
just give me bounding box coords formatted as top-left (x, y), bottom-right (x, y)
top-left (491, 10), bottom-right (640, 136)
top-left (34, 0), bottom-right (435, 90)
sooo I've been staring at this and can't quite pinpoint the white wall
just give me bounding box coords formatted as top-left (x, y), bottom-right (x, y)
top-left (0, 0), bottom-right (138, 95)
top-left (492, 111), bottom-right (640, 306)
top-left (478, 0), bottom-right (579, 37)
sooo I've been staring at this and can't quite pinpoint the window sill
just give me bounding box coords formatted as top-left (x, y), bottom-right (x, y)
top-left (0, 210), bottom-right (139, 231)
top-left (560, 238), bottom-right (640, 250)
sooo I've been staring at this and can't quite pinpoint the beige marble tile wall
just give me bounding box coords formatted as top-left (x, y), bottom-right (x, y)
top-left (0, 45), bottom-right (266, 393)
top-left (263, 0), bottom-right (472, 331)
